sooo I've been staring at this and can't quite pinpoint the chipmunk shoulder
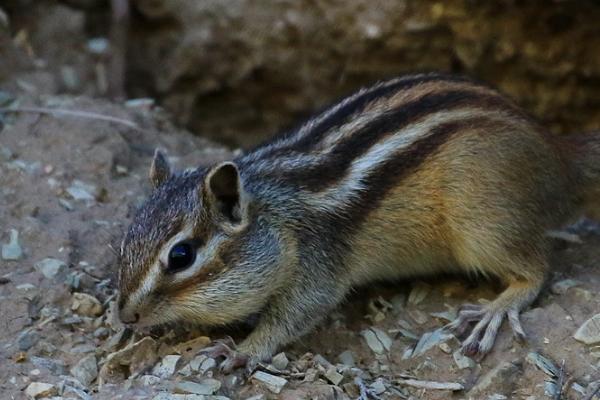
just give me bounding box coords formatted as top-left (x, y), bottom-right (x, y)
top-left (117, 73), bottom-right (600, 370)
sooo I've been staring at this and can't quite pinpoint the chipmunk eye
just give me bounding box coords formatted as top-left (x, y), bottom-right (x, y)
top-left (167, 241), bottom-right (196, 272)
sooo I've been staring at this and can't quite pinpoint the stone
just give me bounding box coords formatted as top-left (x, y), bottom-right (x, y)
top-left (71, 293), bottom-right (103, 317)
top-left (453, 349), bottom-right (475, 369)
top-left (271, 352), bottom-right (289, 370)
top-left (172, 336), bottom-right (211, 357)
top-left (17, 329), bottom-right (40, 351)
top-left (411, 328), bottom-right (454, 358)
top-left (30, 357), bottom-right (67, 375)
top-left (2, 229), bottom-right (23, 260)
top-left (70, 354), bottom-right (98, 386)
top-left (66, 180), bottom-right (97, 202)
top-left (337, 350), bottom-right (355, 367)
top-left (140, 374), bottom-right (161, 386)
top-left (574, 313), bottom-right (600, 345)
top-left (324, 366), bottom-right (344, 386)
top-left (361, 327), bottom-right (392, 354)
top-left (99, 337), bottom-right (158, 383)
top-left (152, 355), bottom-right (182, 378)
top-left (550, 279), bottom-right (580, 295)
top-left (252, 371), bottom-right (288, 394)
top-left (25, 382), bottom-right (57, 399)
top-left (34, 258), bottom-right (67, 279)
top-left (173, 379), bottom-right (221, 395)
top-left (189, 355), bottom-right (216, 374)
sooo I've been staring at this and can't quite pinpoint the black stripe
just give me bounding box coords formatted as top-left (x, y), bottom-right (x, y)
top-left (338, 117), bottom-right (498, 231)
top-left (251, 73), bottom-right (475, 158)
top-left (274, 89), bottom-right (521, 191)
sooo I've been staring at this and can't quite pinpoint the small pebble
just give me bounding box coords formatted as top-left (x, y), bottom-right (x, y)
top-left (574, 314), bottom-right (600, 344)
top-left (66, 180), bottom-right (97, 202)
top-left (17, 329), bottom-right (40, 351)
top-left (70, 354), bottom-right (98, 386)
top-left (453, 349), bottom-right (475, 369)
top-left (87, 37), bottom-right (109, 55)
top-left (71, 293), bottom-right (103, 317)
top-left (34, 258), bottom-right (66, 279)
top-left (152, 355), bottom-right (182, 378)
top-left (337, 350), bottom-right (355, 367)
top-left (252, 371), bottom-right (288, 394)
top-left (25, 382), bottom-right (57, 399)
top-left (173, 379), bottom-right (221, 395)
top-left (324, 366), bottom-right (344, 386)
top-left (361, 327), bottom-right (392, 354)
top-left (271, 352), bottom-right (289, 370)
top-left (2, 229), bottom-right (23, 260)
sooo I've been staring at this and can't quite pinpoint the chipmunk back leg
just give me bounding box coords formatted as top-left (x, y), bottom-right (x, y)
top-left (446, 260), bottom-right (545, 355)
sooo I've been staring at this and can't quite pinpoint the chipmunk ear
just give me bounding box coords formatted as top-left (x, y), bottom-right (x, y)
top-left (204, 161), bottom-right (247, 226)
top-left (149, 149), bottom-right (171, 188)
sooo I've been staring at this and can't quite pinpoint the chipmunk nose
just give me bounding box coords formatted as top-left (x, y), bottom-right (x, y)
top-left (120, 312), bottom-right (140, 324)
top-left (118, 299), bottom-right (140, 324)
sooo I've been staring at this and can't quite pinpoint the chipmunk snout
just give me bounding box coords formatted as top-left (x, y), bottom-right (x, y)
top-left (119, 309), bottom-right (140, 325)
top-left (118, 298), bottom-right (140, 324)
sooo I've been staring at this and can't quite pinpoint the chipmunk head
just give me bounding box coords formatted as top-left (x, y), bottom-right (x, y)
top-left (117, 150), bottom-right (281, 329)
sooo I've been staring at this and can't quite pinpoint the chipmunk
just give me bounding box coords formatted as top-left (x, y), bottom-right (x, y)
top-left (117, 73), bottom-right (600, 371)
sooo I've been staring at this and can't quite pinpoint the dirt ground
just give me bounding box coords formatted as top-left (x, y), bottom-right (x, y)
top-left (1, 2), bottom-right (600, 400)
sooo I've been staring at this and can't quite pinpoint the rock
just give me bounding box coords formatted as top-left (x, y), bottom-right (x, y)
top-left (189, 355), bottom-right (216, 375)
top-left (34, 258), bottom-right (67, 279)
top-left (17, 329), bottom-right (40, 351)
top-left (87, 37), bottom-right (109, 55)
top-left (411, 328), bottom-right (454, 358)
top-left (271, 352), bottom-right (289, 370)
top-left (70, 354), bottom-right (98, 386)
top-left (71, 293), bottom-right (103, 317)
top-left (173, 379), bottom-right (221, 395)
top-left (324, 366), bottom-right (344, 386)
top-left (140, 374), bottom-right (161, 386)
top-left (551, 279), bottom-right (580, 295)
top-left (25, 382), bottom-right (57, 399)
top-left (574, 313), bottom-right (600, 345)
top-left (66, 180), bottom-right (97, 202)
top-left (2, 229), bottom-right (23, 260)
top-left (172, 336), bottom-right (211, 357)
top-left (152, 355), bottom-right (182, 378)
top-left (337, 350), bottom-right (355, 367)
top-left (252, 371), bottom-right (288, 394)
top-left (361, 327), bottom-right (393, 354)
top-left (453, 349), bottom-right (475, 369)
top-left (30, 357), bottom-right (67, 376)
top-left (99, 337), bottom-right (158, 383)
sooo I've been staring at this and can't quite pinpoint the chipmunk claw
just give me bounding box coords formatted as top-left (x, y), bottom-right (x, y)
top-left (444, 303), bottom-right (528, 357)
top-left (201, 337), bottom-right (250, 373)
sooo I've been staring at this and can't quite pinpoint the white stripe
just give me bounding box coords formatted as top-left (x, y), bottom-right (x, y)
top-left (308, 109), bottom-right (509, 211)
top-left (249, 77), bottom-right (408, 161)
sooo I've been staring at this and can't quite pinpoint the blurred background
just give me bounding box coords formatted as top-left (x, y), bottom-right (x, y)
top-left (2, 0), bottom-right (600, 147)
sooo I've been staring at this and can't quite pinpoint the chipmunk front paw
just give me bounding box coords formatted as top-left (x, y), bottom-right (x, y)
top-left (201, 337), bottom-right (259, 373)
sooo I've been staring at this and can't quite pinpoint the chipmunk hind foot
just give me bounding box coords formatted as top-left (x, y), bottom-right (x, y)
top-left (445, 270), bottom-right (544, 356)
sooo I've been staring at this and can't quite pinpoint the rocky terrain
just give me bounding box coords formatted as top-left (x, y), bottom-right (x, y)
top-left (1, 1), bottom-right (600, 399)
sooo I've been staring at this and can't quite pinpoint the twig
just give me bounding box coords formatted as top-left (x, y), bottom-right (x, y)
top-left (0, 107), bottom-right (139, 129)
top-left (554, 359), bottom-right (565, 400)
top-left (397, 378), bottom-right (464, 391)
